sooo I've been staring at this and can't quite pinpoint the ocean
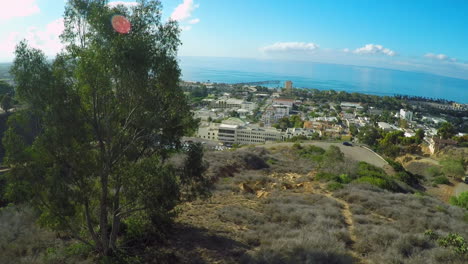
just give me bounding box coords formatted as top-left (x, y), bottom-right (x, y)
top-left (179, 56), bottom-right (468, 104)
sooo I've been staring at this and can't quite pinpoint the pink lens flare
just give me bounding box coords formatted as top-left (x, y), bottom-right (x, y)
top-left (112, 15), bottom-right (131, 34)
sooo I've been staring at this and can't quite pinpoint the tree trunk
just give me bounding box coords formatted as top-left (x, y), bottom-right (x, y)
top-left (99, 170), bottom-right (109, 255)
top-left (109, 186), bottom-right (121, 250)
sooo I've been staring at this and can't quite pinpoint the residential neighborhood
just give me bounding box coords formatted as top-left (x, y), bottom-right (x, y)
top-left (182, 80), bottom-right (468, 153)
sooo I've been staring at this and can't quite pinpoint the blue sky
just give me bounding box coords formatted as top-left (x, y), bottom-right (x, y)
top-left (1, 0), bottom-right (468, 79)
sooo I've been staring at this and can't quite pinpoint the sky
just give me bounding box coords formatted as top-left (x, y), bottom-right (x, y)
top-left (1, 0), bottom-right (468, 79)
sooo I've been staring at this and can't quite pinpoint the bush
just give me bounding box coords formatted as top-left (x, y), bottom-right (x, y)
top-left (327, 182), bottom-right (344, 191)
top-left (395, 171), bottom-right (422, 186)
top-left (354, 176), bottom-right (399, 191)
top-left (315, 172), bottom-right (340, 182)
top-left (450, 192), bottom-right (468, 210)
top-left (433, 176), bottom-right (450, 185)
top-left (437, 233), bottom-right (468, 255)
top-left (440, 159), bottom-right (465, 179)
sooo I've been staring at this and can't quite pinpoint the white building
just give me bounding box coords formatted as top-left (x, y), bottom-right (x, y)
top-left (273, 98), bottom-right (294, 107)
top-left (378, 122), bottom-right (394, 131)
top-left (212, 98), bottom-right (245, 109)
top-left (196, 122), bottom-right (220, 141)
top-left (400, 109), bottom-right (413, 121)
top-left (341, 102), bottom-right (363, 110)
top-left (217, 124), bottom-right (283, 145)
top-left (283, 128), bottom-right (318, 140)
top-left (241, 102), bottom-right (257, 111)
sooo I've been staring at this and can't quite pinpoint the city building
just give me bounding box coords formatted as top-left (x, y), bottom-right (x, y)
top-left (340, 102), bottom-right (364, 110)
top-left (284, 80), bottom-right (293, 93)
top-left (273, 98), bottom-right (294, 107)
top-left (196, 122), bottom-right (221, 140)
top-left (217, 124), bottom-right (283, 145)
top-left (283, 128), bottom-right (318, 140)
top-left (400, 109), bottom-right (413, 121)
top-left (378, 122), bottom-right (394, 131)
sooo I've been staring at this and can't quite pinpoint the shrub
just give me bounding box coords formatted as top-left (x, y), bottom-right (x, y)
top-left (437, 233), bottom-right (468, 255)
top-left (450, 192), bottom-right (468, 210)
top-left (327, 182), bottom-right (344, 191)
top-left (433, 176), bottom-right (450, 185)
top-left (315, 172), bottom-right (340, 182)
top-left (386, 158), bottom-right (404, 172)
top-left (440, 159), bottom-right (465, 179)
top-left (354, 176), bottom-right (400, 192)
top-left (395, 171), bottom-right (422, 186)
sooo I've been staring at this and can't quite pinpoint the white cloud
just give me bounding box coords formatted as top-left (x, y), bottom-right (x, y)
top-left (171, 0), bottom-right (199, 21)
top-left (424, 53), bottom-right (457, 62)
top-left (260, 42), bottom-right (320, 53)
top-left (343, 48), bottom-right (350, 53)
top-left (0, 0), bottom-right (40, 21)
top-left (180, 25), bottom-right (192, 31)
top-left (353, 44), bottom-right (396, 56)
top-left (188, 18), bottom-right (200, 24)
top-left (0, 18), bottom-right (65, 61)
top-left (107, 1), bottom-right (139, 8)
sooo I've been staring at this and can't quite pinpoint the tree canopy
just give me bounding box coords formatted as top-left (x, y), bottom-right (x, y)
top-left (3, 0), bottom-right (206, 256)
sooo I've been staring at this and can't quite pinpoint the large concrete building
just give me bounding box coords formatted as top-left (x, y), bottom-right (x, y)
top-left (213, 124), bottom-right (283, 145)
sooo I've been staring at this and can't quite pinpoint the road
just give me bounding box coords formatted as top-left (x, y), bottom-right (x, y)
top-left (263, 141), bottom-right (388, 169)
top-left (182, 138), bottom-right (389, 169)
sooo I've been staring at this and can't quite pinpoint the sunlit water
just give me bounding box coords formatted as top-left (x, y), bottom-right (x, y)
top-left (179, 57), bottom-right (468, 103)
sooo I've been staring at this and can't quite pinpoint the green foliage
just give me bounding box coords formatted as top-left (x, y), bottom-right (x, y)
top-left (323, 145), bottom-right (344, 163)
top-left (316, 172), bottom-right (340, 182)
top-left (349, 124), bottom-right (358, 136)
top-left (386, 158), bottom-right (404, 171)
top-left (180, 143), bottom-right (210, 200)
top-left (440, 159), bottom-right (465, 178)
top-left (426, 166), bottom-right (443, 178)
top-left (296, 145), bottom-right (325, 162)
top-left (326, 181), bottom-right (344, 191)
top-left (432, 176), bottom-right (450, 185)
top-left (450, 192), bottom-right (468, 210)
top-left (437, 233), bottom-right (468, 255)
top-left (437, 122), bottom-right (456, 140)
top-left (415, 128), bottom-right (425, 143)
top-left (354, 176), bottom-right (398, 191)
top-left (0, 80), bottom-right (14, 96)
top-left (354, 162), bottom-right (401, 191)
top-left (273, 115), bottom-right (303, 130)
top-left (0, 94), bottom-right (13, 113)
top-left (3, 0), bottom-right (206, 256)
top-left (357, 125), bottom-right (381, 147)
top-left (395, 171), bottom-right (422, 186)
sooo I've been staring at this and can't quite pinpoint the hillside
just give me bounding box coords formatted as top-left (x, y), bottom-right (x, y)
top-left (1, 144), bottom-right (467, 264)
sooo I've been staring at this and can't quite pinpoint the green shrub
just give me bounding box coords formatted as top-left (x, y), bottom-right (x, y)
top-left (437, 233), bottom-right (468, 255)
top-left (386, 158), bottom-right (404, 172)
top-left (450, 192), bottom-right (468, 210)
top-left (395, 171), bottom-right (422, 186)
top-left (315, 172), bottom-right (340, 182)
top-left (327, 182), bottom-right (344, 191)
top-left (354, 176), bottom-right (399, 192)
top-left (432, 176), bottom-right (450, 185)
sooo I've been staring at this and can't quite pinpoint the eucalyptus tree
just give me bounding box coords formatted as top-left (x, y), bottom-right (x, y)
top-left (3, 0), bottom-right (204, 256)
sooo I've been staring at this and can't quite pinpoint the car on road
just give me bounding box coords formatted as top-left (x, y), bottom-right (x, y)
top-left (342, 141), bottom-right (353, 146)
top-left (464, 176), bottom-right (468, 184)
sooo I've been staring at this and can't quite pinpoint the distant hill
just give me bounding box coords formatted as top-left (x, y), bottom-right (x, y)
top-left (0, 63), bottom-right (12, 81)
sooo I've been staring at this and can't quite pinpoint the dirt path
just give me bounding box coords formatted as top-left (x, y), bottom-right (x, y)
top-left (314, 184), bottom-right (365, 264)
